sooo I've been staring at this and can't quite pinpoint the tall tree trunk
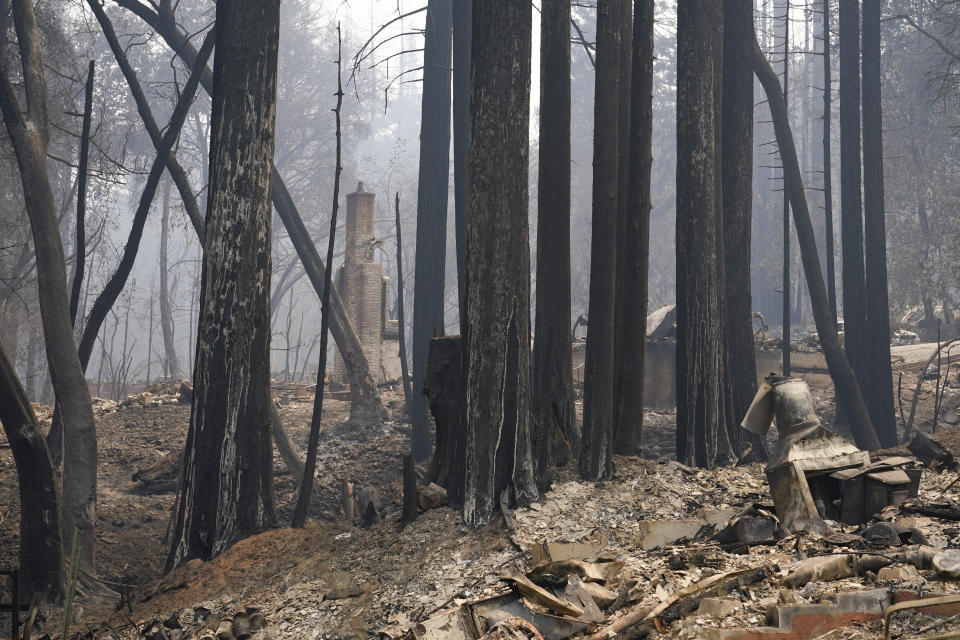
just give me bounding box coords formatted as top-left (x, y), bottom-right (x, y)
top-left (861, 0), bottom-right (896, 446)
top-left (395, 194), bottom-right (413, 408)
top-left (722, 0), bottom-right (759, 445)
top-left (168, 0), bottom-right (279, 568)
top-left (612, 0), bottom-right (654, 456)
top-left (676, 0), bottom-right (733, 469)
top-left (0, 0), bottom-right (100, 575)
top-left (463, 0), bottom-right (537, 526)
top-left (753, 34), bottom-right (881, 450)
top-left (916, 194), bottom-right (936, 327)
top-left (453, 0), bottom-right (471, 335)
top-left (113, 0), bottom-right (385, 421)
top-left (781, 0), bottom-right (792, 376)
top-left (69, 60), bottom-right (94, 328)
top-left (0, 342), bottom-right (63, 602)
top-left (580, 0), bottom-right (623, 481)
top-left (823, 0), bottom-right (837, 323)
top-left (412, 0), bottom-right (453, 461)
top-left (838, 0), bottom-right (867, 395)
top-left (532, 0), bottom-right (574, 487)
top-left (159, 179), bottom-right (180, 380)
top-left (612, 0), bottom-right (634, 453)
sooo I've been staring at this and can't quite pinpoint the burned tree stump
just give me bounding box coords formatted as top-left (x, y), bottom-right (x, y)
top-left (402, 454), bottom-right (418, 525)
top-left (424, 335), bottom-right (466, 507)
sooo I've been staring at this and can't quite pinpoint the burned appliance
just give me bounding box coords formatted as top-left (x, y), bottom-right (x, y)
top-left (742, 375), bottom-right (920, 532)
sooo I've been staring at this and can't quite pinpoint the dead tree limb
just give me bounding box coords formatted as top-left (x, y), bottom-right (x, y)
top-left (292, 25), bottom-right (344, 527)
top-left (752, 34), bottom-right (881, 450)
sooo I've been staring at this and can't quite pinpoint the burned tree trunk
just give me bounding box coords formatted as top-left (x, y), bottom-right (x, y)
top-left (822, 0), bottom-right (837, 323)
top-left (412, 0), bottom-right (453, 461)
top-left (69, 60), bottom-right (94, 328)
top-left (580, 0), bottom-right (624, 481)
top-left (0, 343), bottom-right (63, 602)
top-left (675, 0), bottom-right (733, 468)
top-left (861, 0), bottom-right (896, 446)
top-left (612, 0), bottom-right (654, 456)
top-left (425, 335), bottom-right (466, 507)
top-left (113, 0), bottom-right (385, 422)
top-left (395, 194), bottom-right (413, 408)
top-left (452, 0), bottom-right (470, 333)
top-left (168, 0), bottom-right (279, 568)
top-left (838, 0), bottom-right (867, 394)
top-left (463, 0), bottom-right (537, 526)
top-left (722, 0), bottom-right (762, 453)
top-left (532, 0), bottom-right (575, 485)
top-left (753, 35), bottom-right (881, 451)
top-left (0, 0), bottom-right (100, 575)
top-left (159, 179), bottom-right (180, 380)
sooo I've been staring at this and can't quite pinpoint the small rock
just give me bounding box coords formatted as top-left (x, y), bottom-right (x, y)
top-left (185, 558), bottom-right (204, 571)
top-left (934, 549), bottom-right (960, 578)
top-left (697, 597), bottom-right (741, 617)
top-left (877, 564), bottom-right (920, 582)
top-left (418, 483), bottom-right (449, 511)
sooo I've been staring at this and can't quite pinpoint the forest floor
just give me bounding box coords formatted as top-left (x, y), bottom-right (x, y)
top-left (1, 348), bottom-right (959, 639)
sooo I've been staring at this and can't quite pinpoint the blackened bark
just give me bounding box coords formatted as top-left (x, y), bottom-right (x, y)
top-left (532, 0), bottom-right (574, 486)
top-left (159, 179), bottom-right (180, 380)
top-left (69, 60), bottom-right (94, 327)
top-left (753, 35), bottom-right (881, 451)
top-left (782, 0), bottom-right (792, 377)
top-left (463, 0), bottom-right (537, 526)
top-left (580, 0), bottom-right (623, 481)
top-left (168, 0), bottom-right (279, 568)
top-left (453, 0), bottom-right (470, 335)
top-left (426, 335), bottom-right (466, 507)
top-left (612, 0), bottom-right (654, 456)
top-left (861, 0), bottom-right (896, 446)
top-left (412, 0), bottom-right (453, 461)
top-left (823, 0), bottom-right (837, 323)
top-left (723, 0), bottom-right (762, 454)
top-left (612, 0), bottom-right (633, 443)
top-left (838, 0), bottom-right (867, 393)
top-left (114, 0), bottom-right (385, 422)
top-left (0, 343), bottom-right (63, 602)
top-left (395, 193), bottom-right (413, 408)
top-left (676, 0), bottom-right (734, 469)
top-left (0, 0), bottom-right (100, 575)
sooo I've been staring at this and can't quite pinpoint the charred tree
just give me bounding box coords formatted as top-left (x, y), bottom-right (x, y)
top-left (426, 335), bottom-right (466, 507)
top-left (159, 179), bottom-right (180, 380)
top-left (838, 0), bottom-right (867, 394)
top-left (412, 0), bottom-right (453, 461)
top-left (580, 0), bottom-right (623, 481)
top-left (0, 343), bottom-right (62, 602)
top-left (453, 0), bottom-right (470, 333)
top-left (612, 0), bottom-right (654, 456)
top-left (722, 0), bottom-right (761, 452)
top-left (114, 0), bottom-right (385, 421)
top-left (781, 0), bottom-right (792, 376)
top-left (168, 0), bottom-right (279, 568)
top-left (532, 0), bottom-right (575, 487)
top-left (753, 34), bottom-right (881, 451)
top-left (69, 60), bottom-right (94, 327)
top-left (0, 0), bottom-right (100, 575)
top-left (292, 28), bottom-right (344, 528)
top-left (395, 194), bottom-right (413, 408)
top-left (822, 0), bottom-right (837, 323)
top-left (463, 0), bottom-right (538, 526)
top-left (861, 0), bottom-right (896, 446)
top-left (676, 0), bottom-right (734, 468)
